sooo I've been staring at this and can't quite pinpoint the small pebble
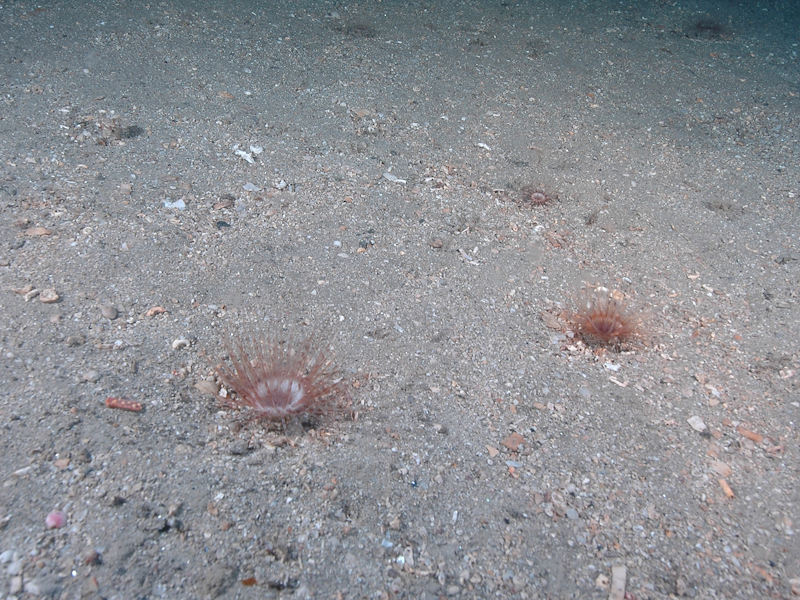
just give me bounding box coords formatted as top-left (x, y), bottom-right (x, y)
top-left (194, 379), bottom-right (219, 397)
top-left (7, 559), bottom-right (23, 576)
top-left (9, 576), bottom-right (22, 594)
top-left (24, 576), bottom-right (60, 596)
top-left (687, 415), bottom-right (707, 432)
top-left (45, 510), bottom-right (67, 529)
top-left (80, 369), bottom-right (100, 383)
top-left (228, 440), bottom-right (249, 455)
top-left (65, 334), bottom-right (85, 347)
top-left (100, 304), bottom-right (118, 320)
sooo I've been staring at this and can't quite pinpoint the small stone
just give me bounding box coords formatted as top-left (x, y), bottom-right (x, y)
top-left (550, 494), bottom-right (567, 517)
top-left (7, 558), bottom-right (23, 575)
top-left (430, 238), bottom-right (443, 248)
top-left (228, 440), bottom-right (249, 455)
top-left (710, 460), bottom-right (732, 478)
top-left (100, 304), bottom-right (118, 320)
top-left (39, 288), bottom-right (59, 303)
top-left (687, 415), bottom-right (707, 432)
top-left (24, 576), bottom-right (60, 596)
top-left (80, 369), bottom-right (100, 383)
top-left (194, 379), bottom-right (220, 397)
top-left (501, 432), bottom-right (525, 451)
top-left (65, 335), bottom-right (85, 347)
top-left (9, 576), bottom-right (22, 594)
top-left (676, 576), bottom-right (688, 596)
top-left (566, 508), bottom-right (579, 520)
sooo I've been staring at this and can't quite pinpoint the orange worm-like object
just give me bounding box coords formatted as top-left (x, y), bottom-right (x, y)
top-left (105, 397), bottom-right (143, 412)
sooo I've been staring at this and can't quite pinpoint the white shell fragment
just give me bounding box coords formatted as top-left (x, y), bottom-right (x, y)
top-left (163, 199), bottom-right (186, 210)
top-left (382, 172), bottom-right (407, 184)
top-left (234, 148), bottom-right (254, 163)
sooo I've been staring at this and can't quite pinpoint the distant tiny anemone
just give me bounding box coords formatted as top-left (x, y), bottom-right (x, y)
top-left (519, 186), bottom-right (556, 207)
top-left (218, 336), bottom-right (346, 426)
top-left (570, 287), bottom-right (641, 346)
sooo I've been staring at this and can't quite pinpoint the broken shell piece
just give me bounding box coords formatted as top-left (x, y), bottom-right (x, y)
top-left (382, 172), bottom-right (407, 184)
top-left (234, 148), bottom-right (254, 163)
top-left (172, 338), bottom-right (191, 350)
top-left (25, 226), bottom-right (52, 237)
top-left (39, 289), bottom-right (60, 303)
top-left (162, 199), bottom-right (186, 210)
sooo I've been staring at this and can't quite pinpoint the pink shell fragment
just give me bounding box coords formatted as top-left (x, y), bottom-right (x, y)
top-left (45, 510), bottom-right (67, 529)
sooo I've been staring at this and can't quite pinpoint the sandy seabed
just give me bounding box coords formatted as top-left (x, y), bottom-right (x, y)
top-left (1, 1), bottom-right (798, 598)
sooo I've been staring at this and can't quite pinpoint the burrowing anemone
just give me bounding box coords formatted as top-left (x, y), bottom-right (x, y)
top-left (519, 185), bottom-right (556, 207)
top-left (569, 286), bottom-right (642, 347)
top-left (218, 337), bottom-right (346, 426)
